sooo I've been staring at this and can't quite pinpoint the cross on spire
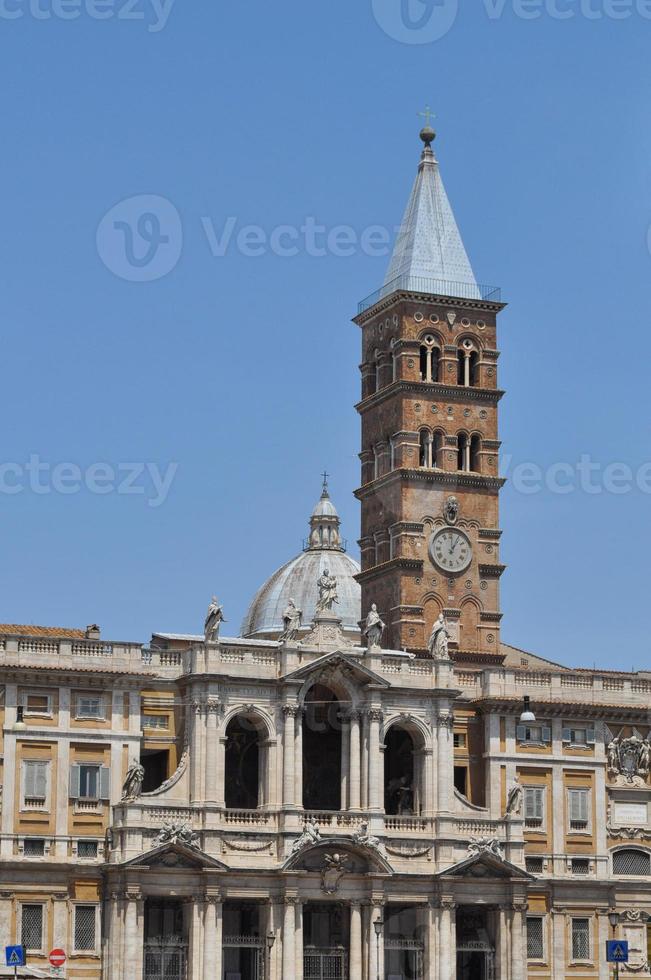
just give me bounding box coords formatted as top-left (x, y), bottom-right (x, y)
top-left (321, 471), bottom-right (329, 494)
top-left (418, 104), bottom-right (435, 128)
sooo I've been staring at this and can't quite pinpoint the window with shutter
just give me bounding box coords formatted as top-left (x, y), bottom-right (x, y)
top-left (79, 765), bottom-right (100, 799)
top-left (524, 787), bottom-right (544, 828)
top-left (22, 761), bottom-right (48, 808)
top-left (569, 788), bottom-right (589, 830)
top-left (99, 766), bottom-right (110, 799)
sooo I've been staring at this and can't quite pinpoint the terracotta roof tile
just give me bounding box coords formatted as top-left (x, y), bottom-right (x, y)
top-left (0, 624), bottom-right (87, 638)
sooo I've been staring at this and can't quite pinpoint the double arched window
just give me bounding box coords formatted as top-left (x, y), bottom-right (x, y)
top-left (419, 429), bottom-right (443, 469)
top-left (457, 339), bottom-right (479, 387)
top-left (419, 335), bottom-right (440, 384)
top-left (457, 432), bottom-right (481, 473)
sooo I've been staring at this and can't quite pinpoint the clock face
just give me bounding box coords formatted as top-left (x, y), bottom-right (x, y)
top-left (429, 528), bottom-right (473, 573)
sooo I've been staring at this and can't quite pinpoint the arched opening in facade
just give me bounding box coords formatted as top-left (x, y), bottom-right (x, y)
top-left (224, 715), bottom-right (267, 810)
top-left (470, 434), bottom-right (481, 472)
top-left (223, 902), bottom-right (264, 980)
top-left (384, 905), bottom-right (426, 980)
top-left (143, 899), bottom-right (187, 980)
top-left (456, 907), bottom-right (496, 980)
top-left (459, 599), bottom-right (480, 651)
top-left (302, 684), bottom-right (343, 811)
top-left (419, 429), bottom-right (443, 469)
top-left (419, 336), bottom-right (440, 383)
top-left (457, 432), bottom-right (470, 472)
top-left (457, 340), bottom-right (479, 387)
top-left (384, 723), bottom-right (425, 815)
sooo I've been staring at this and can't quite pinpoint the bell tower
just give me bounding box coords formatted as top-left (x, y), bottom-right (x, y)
top-left (353, 123), bottom-right (506, 658)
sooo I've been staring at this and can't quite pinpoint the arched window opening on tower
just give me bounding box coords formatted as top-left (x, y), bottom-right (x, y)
top-left (373, 445), bottom-right (381, 480)
top-left (457, 432), bottom-right (469, 472)
top-left (384, 725), bottom-right (423, 815)
top-left (302, 684), bottom-right (342, 811)
top-left (457, 340), bottom-right (479, 387)
top-left (390, 339), bottom-right (398, 383)
top-left (470, 434), bottom-right (481, 472)
top-left (373, 350), bottom-right (380, 394)
top-left (224, 715), bottom-right (267, 810)
top-left (389, 437), bottom-right (396, 471)
top-left (419, 429), bottom-right (443, 469)
top-left (419, 336), bottom-right (440, 383)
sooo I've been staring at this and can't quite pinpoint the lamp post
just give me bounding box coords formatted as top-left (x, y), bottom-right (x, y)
top-left (265, 930), bottom-right (275, 980)
top-left (608, 912), bottom-right (620, 980)
top-left (373, 918), bottom-right (384, 980)
top-left (519, 696), bottom-right (536, 723)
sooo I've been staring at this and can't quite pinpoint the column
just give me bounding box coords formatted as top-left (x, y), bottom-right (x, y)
top-left (188, 898), bottom-right (204, 980)
top-left (421, 748), bottom-right (434, 817)
top-left (437, 712), bottom-right (453, 812)
top-left (269, 899), bottom-right (284, 980)
top-left (350, 902), bottom-right (363, 978)
top-left (205, 701), bottom-right (219, 804)
top-left (294, 710), bottom-right (303, 809)
top-left (283, 706), bottom-right (297, 808)
top-left (282, 899), bottom-right (297, 980)
top-left (425, 901), bottom-right (437, 979)
top-left (361, 711), bottom-right (369, 809)
top-left (438, 901), bottom-right (456, 980)
top-left (216, 736), bottom-right (227, 808)
top-left (349, 711), bottom-right (361, 811)
top-left (123, 890), bottom-right (144, 978)
top-left (341, 716), bottom-right (350, 810)
top-left (295, 901), bottom-right (303, 980)
top-left (496, 907), bottom-right (509, 980)
top-left (189, 701), bottom-right (202, 804)
top-left (510, 903), bottom-right (527, 980)
top-left (551, 909), bottom-right (566, 980)
top-left (367, 709), bottom-right (383, 812)
top-left (202, 895), bottom-right (222, 980)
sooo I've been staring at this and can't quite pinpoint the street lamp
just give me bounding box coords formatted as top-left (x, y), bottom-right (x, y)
top-left (373, 918), bottom-right (384, 980)
top-left (13, 705), bottom-right (26, 731)
top-left (265, 931), bottom-right (275, 980)
top-left (609, 912), bottom-right (620, 980)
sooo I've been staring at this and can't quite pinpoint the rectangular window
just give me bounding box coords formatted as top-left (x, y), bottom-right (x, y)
top-left (69, 764), bottom-right (110, 800)
top-left (562, 726), bottom-right (596, 746)
top-left (527, 916), bottom-right (544, 960)
top-left (21, 904), bottom-right (44, 951)
top-left (453, 733), bottom-right (467, 749)
top-left (517, 724), bottom-right (551, 745)
top-left (74, 905), bottom-right (97, 952)
top-left (75, 695), bottom-right (105, 720)
top-left (23, 838), bottom-right (45, 857)
top-left (141, 713), bottom-right (169, 730)
top-left (23, 693), bottom-right (52, 716)
top-left (568, 788), bottom-right (590, 831)
top-left (525, 856), bottom-right (544, 875)
top-left (524, 787), bottom-right (545, 828)
top-left (22, 760), bottom-right (49, 808)
top-left (571, 918), bottom-right (591, 960)
top-left (78, 840), bottom-right (99, 859)
top-left (571, 858), bottom-right (590, 876)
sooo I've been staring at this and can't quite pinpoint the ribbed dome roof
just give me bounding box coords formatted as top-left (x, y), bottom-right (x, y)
top-left (240, 480), bottom-right (361, 639)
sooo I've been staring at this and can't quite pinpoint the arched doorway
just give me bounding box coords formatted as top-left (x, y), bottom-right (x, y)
top-left (225, 715), bottom-right (266, 810)
top-left (384, 727), bottom-right (416, 815)
top-left (302, 684), bottom-right (342, 811)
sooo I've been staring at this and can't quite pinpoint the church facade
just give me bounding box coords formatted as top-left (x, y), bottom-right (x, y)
top-left (1, 127), bottom-right (650, 980)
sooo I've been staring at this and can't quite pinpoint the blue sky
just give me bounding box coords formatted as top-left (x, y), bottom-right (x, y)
top-left (1, 0), bottom-right (650, 669)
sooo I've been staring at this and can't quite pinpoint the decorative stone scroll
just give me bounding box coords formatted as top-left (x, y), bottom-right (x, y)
top-left (467, 837), bottom-right (504, 860)
top-left (152, 820), bottom-right (200, 849)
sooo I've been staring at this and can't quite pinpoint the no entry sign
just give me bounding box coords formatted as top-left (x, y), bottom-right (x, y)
top-left (49, 949), bottom-right (66, 967)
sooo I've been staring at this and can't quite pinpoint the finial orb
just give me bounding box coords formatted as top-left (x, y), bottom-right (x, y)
top-left (420, 126), bottom-right (436, 147)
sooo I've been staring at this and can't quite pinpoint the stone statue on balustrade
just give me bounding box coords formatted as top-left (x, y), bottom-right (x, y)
top-left (281, 599), bottom-right (303, 641)
top-left (292, 817), bottom-right (322, 853)
top-left (204, 596), bottom-right (226, 642)
top-left (505, 778), bottom-right (522, 817)
top-left (364, 603), bottom-right (385, 650)
top-left (428, 613), bottom-right (451, 660)
top-left (121, 758), bottom-right (145, 800)
top-left (316, 567), bottom-right (339, 614)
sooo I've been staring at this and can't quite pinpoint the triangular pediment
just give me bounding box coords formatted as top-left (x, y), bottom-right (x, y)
top-left (439, 851), bottom-right (533, 881)
top-left (121, 840), bottom-right (228, 871)
top-left (284, 651), bottom-right (390, 689)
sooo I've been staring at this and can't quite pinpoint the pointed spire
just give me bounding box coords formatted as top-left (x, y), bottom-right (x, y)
top-left (383, 124), bottom-right (479, 297)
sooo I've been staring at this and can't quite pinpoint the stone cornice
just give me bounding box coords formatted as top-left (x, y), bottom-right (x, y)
top-left (355, 469), bottom-right (505, 499)
top-left (356, 380), bottom-right (504, 414)
top-left (353, 291), bottom-right (506, 326)
top-left (355, 558), bottom-right (424, 584)
top-left (469, 695), bottom-right (651, 720)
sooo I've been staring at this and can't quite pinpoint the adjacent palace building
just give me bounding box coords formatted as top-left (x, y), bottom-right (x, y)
top-left (1, 126), bottom-right (650, 980)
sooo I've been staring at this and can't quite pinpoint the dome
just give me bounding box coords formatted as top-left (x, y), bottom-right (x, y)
top-left (241, 480), bottom-right (361, 639)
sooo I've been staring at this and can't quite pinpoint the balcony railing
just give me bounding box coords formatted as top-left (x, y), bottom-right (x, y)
top-left (357, 275), bottom-right (502, 314)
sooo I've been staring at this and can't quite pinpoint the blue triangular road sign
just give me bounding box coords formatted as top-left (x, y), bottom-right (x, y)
top-left (5, 946), bottom-right (25, 967)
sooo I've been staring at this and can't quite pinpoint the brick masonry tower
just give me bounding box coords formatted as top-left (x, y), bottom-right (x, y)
top-left (353, 123), bottom-right (507, 659)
